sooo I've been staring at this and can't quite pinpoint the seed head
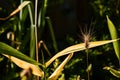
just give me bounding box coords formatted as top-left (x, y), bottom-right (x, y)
top-left (80, 25), bottom-right (93, 49)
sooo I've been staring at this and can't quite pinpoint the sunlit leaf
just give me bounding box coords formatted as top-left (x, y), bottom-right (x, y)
top-left (45, 39), bottom-right (120, 67)
top-left (106, 15), bottom-right (120, 61)
top-left (0, 42), bottom-right (42, 66)
top-left (48, 53), bottom-right (73, 80)
top-left (103, 66), bottom-right (120, 78)
top-left (18, 1), bottom-right (31, 10)
top-left (3, 54), bottom-right (44, 77)
top-left (0, 1), bottom-right (31, 20)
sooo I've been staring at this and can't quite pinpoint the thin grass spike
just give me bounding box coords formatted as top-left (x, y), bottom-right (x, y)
top-left (80, 25), bottom-right (93, 49)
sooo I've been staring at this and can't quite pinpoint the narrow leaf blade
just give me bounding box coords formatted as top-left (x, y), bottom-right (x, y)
top-left (0, 1), bottom-right (31, 20)
top-left (4, 54), bottom-right (44, 77)
top-left (48, 53), bottom-right (73, 80)
top-left (0, 42), bottom-right (42, 65)
top-left (45, 39), bottom-right (120, 67)
top-left (103, 66), bottom-right (120, 78)
top-left (106, 15), bottom-right (120, 61)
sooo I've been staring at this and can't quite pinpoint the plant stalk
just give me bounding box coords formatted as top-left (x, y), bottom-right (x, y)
top-left (85, 49), bottom-right (90, 80)
top-left (35, 0), bottom-right (39, 80)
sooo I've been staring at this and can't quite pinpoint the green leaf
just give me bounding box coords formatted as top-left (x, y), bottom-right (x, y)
top-left (0, 42), bottom-right (42, 66)
top-left (30, 26), bottom-right (36, 59)
top-left (106, 15), bottom-right (120, 61)
top-left (38, 0), bottom-right (48, 39)
top-left (46, 17), bottom-right (58, 53)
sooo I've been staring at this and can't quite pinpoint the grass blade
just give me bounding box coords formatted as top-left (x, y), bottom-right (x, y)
top-left (3, 54), bottom-right (44, 77)
top-left (103, 66), bottom-right (120, 78)
top-left (38, 0), bottom-right (48, 39)
top-left (0, 42), bottom-right (42, 66)
top-left (106, 15), bottom-right (120, 61)
top-left (45, 39), bottom-right (120, 67)
top-left (0, 1), bottom-right (31, 20)
top-left (30, 26), bottom-right (36, 59)
top-left (46, 17), bottom-right (58, 53)
top-left (27, 3), bottom-right (36, 59)
top-left (48, 53), bottom-right (73, 80)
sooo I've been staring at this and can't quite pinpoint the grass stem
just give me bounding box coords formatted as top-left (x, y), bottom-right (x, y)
top-left (35, 0), bottom-right (39, 80)
top-left (85, 49), bottom-right (90, 80)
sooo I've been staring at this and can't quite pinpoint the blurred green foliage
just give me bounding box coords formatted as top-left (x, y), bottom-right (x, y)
top-left (0, 0), bottom-right (120, 80)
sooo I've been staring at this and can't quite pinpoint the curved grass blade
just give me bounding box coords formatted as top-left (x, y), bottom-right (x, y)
top-left (0, 42), bottom-right (42, 66)
top-left (106, 15), bottom-right (120, 61)
top-left (3, 54), bottom-right (44, 77)
top-left (0, 1), bottom-right (31, 20)
top-left (48, 53), bottom-right (73, 80)
top-left (103, 66), bottom-right (120, 78)
top-left (45, 39), bottom-right (120, 67)
top-left (18, 1), bottom-right (31, 10)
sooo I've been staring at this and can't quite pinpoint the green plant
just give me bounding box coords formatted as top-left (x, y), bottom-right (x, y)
top-left (90, 0), bottom-right (120, 79)
top-left (103, 16), bottom-right (120, 78)
top-left (0, 0), bottom-right (120, 80)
